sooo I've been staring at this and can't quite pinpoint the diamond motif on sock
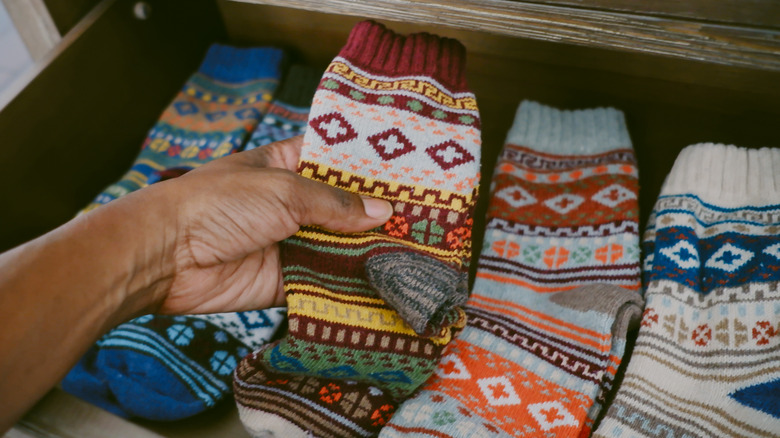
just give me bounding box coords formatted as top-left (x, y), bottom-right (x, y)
top-left (426, 140), bottom-right (475, 170)
top-left (238, 310), bottom-right (275, 329)
top-left (495, 186), bottom-right (537, 209)
top-left (591, 183), bottom-right (636, 207)
top-left (660, 241), bottom-right (700, 269)
top-left (527, 401), bottom-right (578, 431)
top-left (173, 101), bottom-right (198, 115)
top-left (477, 376), bottom-right (521, 406)
top-left (705, 243), bottom-right (754, 272)
top-left (435, 354), bottom-right (471, 380)
top-left (310, 112), bottom-right (358, 145)
top-left (367, 128), bottom-right (415, 160)
top-left (543, 194), bottom-right (585, 214)
top-left (763, 243), bottom-right (780, 260)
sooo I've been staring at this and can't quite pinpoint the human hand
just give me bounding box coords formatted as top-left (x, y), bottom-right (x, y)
top-left (145, 135), bottom-right (392, 315)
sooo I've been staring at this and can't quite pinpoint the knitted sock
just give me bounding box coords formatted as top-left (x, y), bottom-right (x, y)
top-left (381, 100), bottom-right (644, 438)
top-left (62, 44), bottom-right (288, 421)
top-left (81, 43), bottom-right (284, 213)
top-left (234, 20), bottom-right (482, 437)
top-left (594, 144), bottom-right (780, 438)
top-left (62, 309), bottom-right (287, 421)
top-left (244, 64), bottom-right (320, 151)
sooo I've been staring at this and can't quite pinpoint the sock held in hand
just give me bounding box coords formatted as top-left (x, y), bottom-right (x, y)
top-left (234, 20), bottom-right (482, 437)
top-left (244, 64), bottom-right (321, 150)
top-left (594, 144), bottom-right (780, 438)
top-left (81, 44), bottom-right (284, 212)
top-left (382, 100), bottom-right (644, 438)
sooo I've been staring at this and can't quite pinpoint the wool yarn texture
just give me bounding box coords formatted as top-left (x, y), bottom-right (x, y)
top-left (381, 100), bottom-right (644, 438)
top-left (234, 20), bottom-right (482, 437)
top-left (245, 64), bottom-right (321, 150)
top-left (594, 143), bottom-right (780, 438)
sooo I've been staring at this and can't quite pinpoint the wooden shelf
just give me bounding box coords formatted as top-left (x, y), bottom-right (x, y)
top-left (226, 0), bottom-right (780, 72)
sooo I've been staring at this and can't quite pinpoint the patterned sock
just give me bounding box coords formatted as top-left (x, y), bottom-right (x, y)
top-left (234, 20), bottom-right (482, 437)
top-left (81, 43), bottom-right (284, 213)
top-left (244, 64), bottom-right (320, 151)
top-left (62, 309), bottom-right (287, 421)
top-left (61, 44), bottom-right (288, 421)
top-left (594, 143), bottom-right (780, 438)
top-left (381, 100), bottom-right (644, 438)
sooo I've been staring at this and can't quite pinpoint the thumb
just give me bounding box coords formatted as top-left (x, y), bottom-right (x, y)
top-left (287, 173), bottom-right (393, 233)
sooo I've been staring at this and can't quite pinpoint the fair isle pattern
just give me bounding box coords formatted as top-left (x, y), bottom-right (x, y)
top-left (82, 45), bottom-right (282, 211)
top-left (481, 143), bottom-right (641, 292)
top-left (62, 45), bottom-right (287, 421)
top-left (234, 21), bottom-right (480, 437)
top-left (381, 101), bottom-right (643, 438)
top-left (245, 65), bottom-right (321, 151)
top-left (595, 190), bottom-right (780, 438)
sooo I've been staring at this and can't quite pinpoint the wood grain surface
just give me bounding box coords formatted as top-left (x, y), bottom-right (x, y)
top-left (225, 0), bottom-right (780, 71)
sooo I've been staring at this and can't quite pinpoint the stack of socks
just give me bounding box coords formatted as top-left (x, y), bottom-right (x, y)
top-left (62, 44), bottom-right (291, 421)
top-left (594, 144), bottom-right (780, 437)
top-left (244, 64), bottom-right (321, 150)
top-left (381, 100), bottom-right (644, 437)
top-left (233, 20), bottom-right (483, 437)
top-left (81, 43), bottom-right (283, 212)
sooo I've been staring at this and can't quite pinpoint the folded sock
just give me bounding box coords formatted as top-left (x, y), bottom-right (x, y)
top-left (244, 64), bottom-right (321, 150)
top-left (381, 100), bottom-right (644, 437)
top-left (594, 143), bottom-right (780, 438)
top-left (234, 20), bottom-right (482, 437)
top-left (81, 43), bottom-right (284, 212)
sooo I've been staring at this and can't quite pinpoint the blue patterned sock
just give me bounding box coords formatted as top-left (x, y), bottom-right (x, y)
top-left (594, 143), bottom-right (780, 437)
top-left (244, 64), bottom-right (320, 151)
top-left (81, 43), bottom-right (284, 213)
top-left (63, 310), bottom-right (286, 420)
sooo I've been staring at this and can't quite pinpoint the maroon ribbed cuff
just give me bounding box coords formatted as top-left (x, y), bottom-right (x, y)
top-left (339, 20), bottom-right (469, 92)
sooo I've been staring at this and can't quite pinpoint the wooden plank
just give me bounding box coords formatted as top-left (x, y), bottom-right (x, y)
top-left (0, 0), bottom-right (224, 251)
top-left (1, 0), bottom-right (61, 60)
top-left (224, 0), bottom-right (780, 72)
top-left (514, 0), bottom-right (780, 29)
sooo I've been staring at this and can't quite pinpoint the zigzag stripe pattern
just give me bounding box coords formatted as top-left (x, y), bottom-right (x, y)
top-left (327, 60), bottom-right (478, 111)
top-left (299, 161), bottom-right (471, 210)
top-left (502, 144), bottom-right (636, 171)
top-left (487, 217), bottom-right (640, 237)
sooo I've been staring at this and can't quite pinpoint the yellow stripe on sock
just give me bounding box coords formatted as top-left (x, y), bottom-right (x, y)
top-left (286, 293), bottom-right (453, 345)
top-left (295, 230), bottom-right (463, 265)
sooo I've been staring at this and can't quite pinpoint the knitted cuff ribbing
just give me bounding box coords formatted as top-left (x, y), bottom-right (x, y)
top-left (338, 20), bottom-right (468, 92)
top-left (198, 44), bottom-right (285, 83)
top-left (275, 65), bottom-right (321, 107)
top-left (661, 143), bottom-right (780, 207)
top-left (505, 100), bottom-right (633, 155)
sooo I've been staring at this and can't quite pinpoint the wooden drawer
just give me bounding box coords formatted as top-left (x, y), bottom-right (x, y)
top-left (2, 0), bottom-right (778, 435)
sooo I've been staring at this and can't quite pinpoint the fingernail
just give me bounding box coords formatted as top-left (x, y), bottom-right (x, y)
top-left (361, 196), bottom-right (393, 220)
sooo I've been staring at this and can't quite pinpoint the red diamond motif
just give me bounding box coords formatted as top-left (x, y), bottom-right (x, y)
top-left (426, 140), bottom-right (474, 170)
top-left (367, 128), bottom-right (416, 160)
top-left (310, 112), bottom-right (358, 145)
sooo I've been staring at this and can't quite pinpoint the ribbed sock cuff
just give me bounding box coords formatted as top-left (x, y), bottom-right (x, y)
top-left (661, 143), bottom-right (780, 207)
top-left (275, 64), bottom-right (322, 107)
top-left (506, 100), bottom-right (633, 155)
top-left (197, 43), bottom-right (285, 83)
top-left (338, 20), bottom-right (469, 92)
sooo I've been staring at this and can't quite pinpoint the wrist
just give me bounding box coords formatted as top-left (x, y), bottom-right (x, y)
top-left (80, 182), bottom-right (180, 324)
